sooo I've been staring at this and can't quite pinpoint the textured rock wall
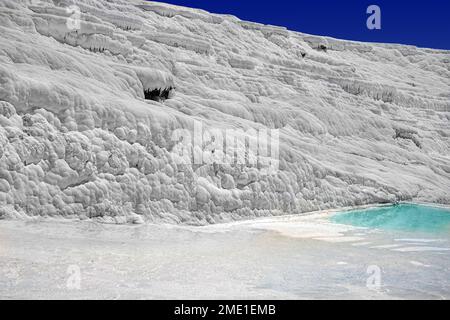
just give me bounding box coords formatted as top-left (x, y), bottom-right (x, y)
top-left (0, 0), bottom-right (449, 224)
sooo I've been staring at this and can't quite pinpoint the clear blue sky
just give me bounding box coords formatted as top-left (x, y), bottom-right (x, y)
top-left (151, 0), bottom-right (450, 50)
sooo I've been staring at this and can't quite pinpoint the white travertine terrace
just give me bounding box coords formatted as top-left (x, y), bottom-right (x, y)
top-left (0, 0), bottom-right (449, 224)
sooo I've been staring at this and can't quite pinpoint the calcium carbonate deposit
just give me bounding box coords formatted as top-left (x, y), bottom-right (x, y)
top-left (0, 0), bottom-right (449, 225)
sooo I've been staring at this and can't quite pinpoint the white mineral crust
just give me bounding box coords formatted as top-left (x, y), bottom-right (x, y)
top-left (0, 0), bottom-right (449, 224)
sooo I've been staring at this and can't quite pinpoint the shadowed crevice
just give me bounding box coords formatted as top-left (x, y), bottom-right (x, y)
top-left (144, 87), bottom-right (174, 101)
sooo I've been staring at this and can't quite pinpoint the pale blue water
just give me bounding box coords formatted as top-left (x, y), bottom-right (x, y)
top-left (331, 204), bottom-right (450, 234)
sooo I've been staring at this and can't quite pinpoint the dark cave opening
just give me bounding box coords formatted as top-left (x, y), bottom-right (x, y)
top-left (144, 87), bottom-right (174, 101)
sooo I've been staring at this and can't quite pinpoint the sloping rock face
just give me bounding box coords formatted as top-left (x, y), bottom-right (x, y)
top-left (0, 0), bottom-right (449, 224)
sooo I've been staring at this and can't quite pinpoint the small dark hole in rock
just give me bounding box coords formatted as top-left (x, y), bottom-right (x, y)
top-left (144, 87), bottom-right (174, 101)
top-left (318, 44), bottom-right (327, 52)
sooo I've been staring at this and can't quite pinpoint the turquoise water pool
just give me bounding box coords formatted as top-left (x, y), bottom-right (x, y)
top-left (331, 204), bottom-right (450, 234)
